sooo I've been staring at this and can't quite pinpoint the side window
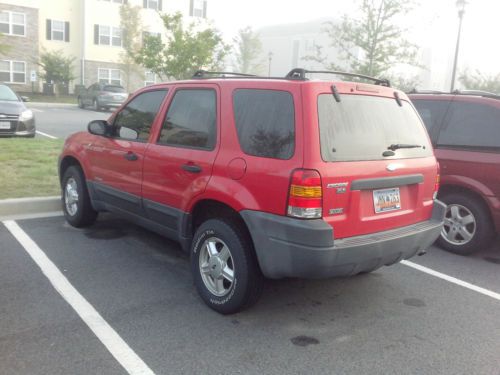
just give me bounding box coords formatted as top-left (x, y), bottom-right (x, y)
top-left (158, 89), bottom-right (216, 150)
top-left (438, 101), bottom-right (500, 148)
top-left (233, 89), bottom-right (295, 159)
top-left (412, 99), bottom-right (451, 142)
top-left (113, 90), bottom-right (167, 141)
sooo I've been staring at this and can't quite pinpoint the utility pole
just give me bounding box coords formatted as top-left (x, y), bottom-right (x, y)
top-left (450, 0), bottom-right (467, 92)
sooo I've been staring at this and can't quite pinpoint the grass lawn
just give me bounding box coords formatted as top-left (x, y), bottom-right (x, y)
top-left (25, 94), bottom-right (77, 104)
top-left (0, 138), bottom-right (64, 199)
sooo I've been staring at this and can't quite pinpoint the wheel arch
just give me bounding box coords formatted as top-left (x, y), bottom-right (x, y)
top-left (59, 155), bottom-right (83, 185)
top-left (438, 184), bottom-right (494, 222)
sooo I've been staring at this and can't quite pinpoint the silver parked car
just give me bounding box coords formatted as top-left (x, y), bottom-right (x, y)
top-left (0, 84), bottom-right (35, 138)
top-left (78, 83), bottom-right (128, 111)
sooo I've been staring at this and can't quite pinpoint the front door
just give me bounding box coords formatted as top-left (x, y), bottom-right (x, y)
top-left (86, 89), bottom-right (168, 215)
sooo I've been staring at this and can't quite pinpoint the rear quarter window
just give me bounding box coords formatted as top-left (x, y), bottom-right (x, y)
top-left (411, 99), bottom-right (451, 142)
top-left (318, 94), bottom-right (432, 161)
top-left (233, 89), bottom-right (295, 160)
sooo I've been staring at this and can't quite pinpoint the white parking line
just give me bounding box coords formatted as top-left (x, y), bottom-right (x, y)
top-left (36, 130), bottom-right (58, 139)
top-left (2, 220), bottom-right (155, 375)
top-left (402, 260), bottom-right (500, 301)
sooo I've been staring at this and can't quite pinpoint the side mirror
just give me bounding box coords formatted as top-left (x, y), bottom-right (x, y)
top-left (88, 120), bottom-right (110, 136)
top-left (20, 96), bottom-right (30, 102)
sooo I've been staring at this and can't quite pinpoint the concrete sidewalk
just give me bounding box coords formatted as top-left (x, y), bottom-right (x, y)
top-left (0, 196), bottom-right (62, 220)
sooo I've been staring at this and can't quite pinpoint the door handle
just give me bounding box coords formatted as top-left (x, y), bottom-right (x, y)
top-left (181, 163), bottom-right (202, 173)
top-left (124, 151), bottom-right (138, 161)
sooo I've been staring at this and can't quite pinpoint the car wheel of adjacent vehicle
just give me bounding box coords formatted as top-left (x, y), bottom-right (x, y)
top-left (78, 97), bottom-right (85, 109)
top-left (437, 192), bottom-right (494, 255)
top-left (62, 166), bottom-right (98, 228)
top-left (93, 99), bottom-right (100, 111)
top-left (191, 218), bottom-right (264, 314)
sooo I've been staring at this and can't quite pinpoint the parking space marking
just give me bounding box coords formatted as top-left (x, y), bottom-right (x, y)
top-left (2, 220), bottom-right (155, 375)
top-left (402, 260), bottom-right (500, 301)
top-left (36, 130), bottom-right (58, 139)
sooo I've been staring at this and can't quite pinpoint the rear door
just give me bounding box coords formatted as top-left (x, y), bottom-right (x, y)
top-left (309, 85), bottom-right (437, 239)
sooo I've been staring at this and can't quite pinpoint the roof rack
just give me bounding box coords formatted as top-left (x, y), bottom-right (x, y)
top-left (408, 88), bottom-right (500, 100)
top-left (285, 68), bottom-right (391, 87)
top-left (192, 70), bottom-right (258, 79)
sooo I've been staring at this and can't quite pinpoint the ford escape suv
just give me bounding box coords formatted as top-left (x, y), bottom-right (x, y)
top-left (59, 69), bottom-right (445, 314)
top-left (409, 91), bottom-right (500, 255)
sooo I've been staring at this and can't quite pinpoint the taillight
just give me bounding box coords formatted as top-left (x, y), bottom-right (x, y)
top-left (434, 163), bottom-right (440, 199)
top-left (287, 169), bottom-right (322, 219)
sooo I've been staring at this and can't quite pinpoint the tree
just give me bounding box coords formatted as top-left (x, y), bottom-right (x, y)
top-left (459, 69), bottom-right (500, 93)
top-left (37, 50), bottom-right (76, 90)
top-left (305, 0), bottom-right (419, 78)
top-left (135, 12), bottom-right (228, 80)
top-left (119, 3), bottom-right (143, 91)
top-left (233, 26), bottom-right (264, 74)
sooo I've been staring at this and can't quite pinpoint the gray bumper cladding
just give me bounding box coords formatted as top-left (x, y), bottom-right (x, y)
top-left (241, 200), bottom-right (446, 279)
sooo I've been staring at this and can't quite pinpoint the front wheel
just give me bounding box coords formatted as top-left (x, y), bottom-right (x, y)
top-left (61, 166), bottom-right (98, 228)
top-left (93, 99), bottom-right (100, 111)
top-left (78, 97), bottom-right (85, 109)
top-left (191, 219), bottom-right (264, 314)
top-left (437, 192), bottom-right (494, 255)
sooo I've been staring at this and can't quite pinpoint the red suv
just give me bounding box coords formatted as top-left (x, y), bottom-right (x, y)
top-left (59, 69), bottom-right (445, 313)
top-left (410, 91), bottom-right (500, 255)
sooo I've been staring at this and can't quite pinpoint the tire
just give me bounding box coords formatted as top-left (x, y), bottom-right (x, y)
top-left (437, 192), bottom-right (494, 255)
top-left (191, 218), bottom-right (264, 314)
top-left (61, 165), bottom-right (98, 228)
top-left (78, 97), bottom-right (85, 109)
top-left (93, 99), bottom-right (100, 111)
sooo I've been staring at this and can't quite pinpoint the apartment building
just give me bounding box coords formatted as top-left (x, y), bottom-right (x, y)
top-left (0, 0), bottom-right (208, 93)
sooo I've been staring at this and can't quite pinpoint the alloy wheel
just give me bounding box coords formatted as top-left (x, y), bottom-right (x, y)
top-left (441, 204), bottom-right (476, 245)
top-left (199, 237), bottom-right (235, 297)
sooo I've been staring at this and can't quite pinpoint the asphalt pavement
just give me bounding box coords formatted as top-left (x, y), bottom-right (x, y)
top-left (1, 213), bottom-right (499, 375)
top-left (27, 102), bottom-right (110, 139)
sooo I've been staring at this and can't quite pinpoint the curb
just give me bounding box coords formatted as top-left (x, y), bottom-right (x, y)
top-left (28, 102), bottom-right (77, 108)
top-left (0, 196), bottom-right (61, 219)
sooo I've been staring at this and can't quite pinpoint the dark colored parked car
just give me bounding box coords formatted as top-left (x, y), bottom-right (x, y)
top-left (59, 69), bottom-right (444, 313)
top-left (78, 83), bottom-right (128, 111)
top-left (410, 91), bottom-right (500, 254)
top-left (0, 84), bottom-right (35, 137)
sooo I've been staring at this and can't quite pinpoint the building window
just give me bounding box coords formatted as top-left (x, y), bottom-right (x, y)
top-left (98, 68), bottom-right (122, 86)
top-left (95, 25), bottom-right (121, 47)
top-left (46, 19), bottom-right (70, 42)
top-left (190, 0), bottom-right (207, 18)
top-left (144, 71), bottom-right (156, 86)
top-left (0, 11), bottom-right (26, 36)
top-left (0, 60), bottom-right (26, 83)
top-left (142, 31), bottom-right (161, 45)
top-left (143, 0), bottom-right (163, 11)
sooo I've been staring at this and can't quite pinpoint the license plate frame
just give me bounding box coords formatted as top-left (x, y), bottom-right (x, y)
top-left (373, 187), bottom-right (401, 213)
top-left (0, 121), bottom-right (11, 129)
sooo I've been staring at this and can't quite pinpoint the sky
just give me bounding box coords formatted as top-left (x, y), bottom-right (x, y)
top-left (208, 0), bottom-right (500, 76)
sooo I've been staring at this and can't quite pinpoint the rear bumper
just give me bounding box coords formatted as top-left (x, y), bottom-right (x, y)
top-left (241, 200), bottom-right (446, 279)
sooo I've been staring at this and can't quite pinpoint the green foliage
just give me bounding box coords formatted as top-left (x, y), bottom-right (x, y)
top-left (305, 0), bottom-right (420, 78)
top-left (459, 69), bottom-right (500, 94)
top-left (233, 26), bottom-right (264, 74)
top-left (119, 3), bottom-right (143, 91)
top-left (135, 12), bottom-right (229, 80)
top-left (37, 49), bottom-right (76, 84)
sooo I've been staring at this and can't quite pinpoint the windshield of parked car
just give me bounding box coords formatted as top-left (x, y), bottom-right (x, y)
top-left (104, 86), bottom-right (126, 93)
top-left (318, 94), bottom-right (432, 161)
top-left (0, 85), bottom-right (20, 102)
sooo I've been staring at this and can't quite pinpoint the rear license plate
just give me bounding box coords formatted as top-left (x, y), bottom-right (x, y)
top-left (373, 187), bottom-right (401, 213)
top-left (0, 121), bottom-right (11, 129)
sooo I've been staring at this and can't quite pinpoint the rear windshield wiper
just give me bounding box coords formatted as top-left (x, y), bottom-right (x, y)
top-left (387, 143), bottom-right (422, 151)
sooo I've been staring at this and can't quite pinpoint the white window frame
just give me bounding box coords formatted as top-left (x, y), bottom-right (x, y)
top-left (145, 0), bottom-right (159, 10)
top-left (193, 0), bottom-right (204, 18)
top-left (0, 60), bottom-right (26, 84)
top-left (144, 71), bottom-right (156, 86)
top-left (98, 68), bottom-right (122, 86)
top-left (0, 11), bottom-right (26, 37)
top-left (51, 19), bottom-right (65, 41)
top-left (98, 25), bottom-right (121, 47)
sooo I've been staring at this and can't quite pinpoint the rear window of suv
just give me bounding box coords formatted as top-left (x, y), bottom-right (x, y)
top-left (104, 85), bottom-right (126, 93)
top-left (318, 94), bottom-right (432, 161)
top-left (233, 89), bottom-right (295, 160)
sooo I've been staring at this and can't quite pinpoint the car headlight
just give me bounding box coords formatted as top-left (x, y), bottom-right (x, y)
top-left (19, 109), bottom-right (33, 122)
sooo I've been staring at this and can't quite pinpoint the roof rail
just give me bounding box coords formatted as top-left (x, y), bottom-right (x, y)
top-left (408, 88), bottom-right (500, 100)
top-left (192, 70), bottom-right (258, 79)
top-left (285, 68), bottom-right (391, 87)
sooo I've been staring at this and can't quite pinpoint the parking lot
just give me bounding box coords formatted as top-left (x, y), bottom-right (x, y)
top-left (1, 212), bottom-right (499, 375)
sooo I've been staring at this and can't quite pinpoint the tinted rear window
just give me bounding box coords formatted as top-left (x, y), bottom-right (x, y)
top-left (233, 89), bottom-right (295, 160)
top-left (412, 99), bottom-right (451, 142)
top-left (318, 94), bottom-right (432, 161)
top-left (104, 85), bottom-right (126, 93)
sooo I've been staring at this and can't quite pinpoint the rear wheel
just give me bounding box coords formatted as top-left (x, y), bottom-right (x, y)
top-left (61, 166), bottom-right (98, 228)
top-left (78, 97), bottom-right (85, 109)
top-left (191, 218), bottom-right (264, 314)
top-left (93, 99), bottom-right (100, 111)
top-left (437, 192), bottom-right (494, 255)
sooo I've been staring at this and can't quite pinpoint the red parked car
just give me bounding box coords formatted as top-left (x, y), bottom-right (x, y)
top-left (410, 91), bottom-right (500, 255)
top-left (59, 69), bottom-right (445, 313)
